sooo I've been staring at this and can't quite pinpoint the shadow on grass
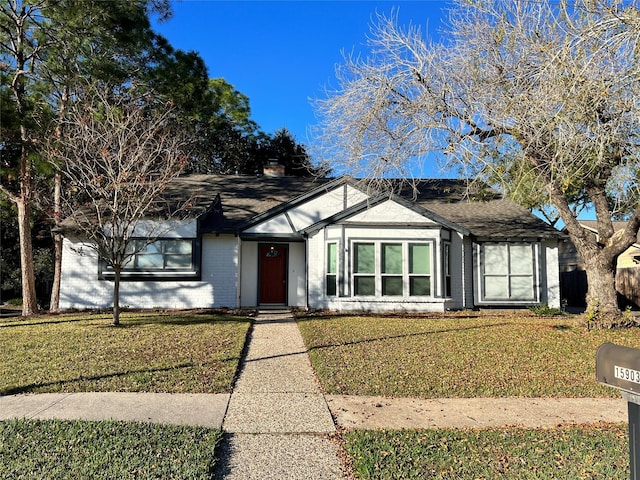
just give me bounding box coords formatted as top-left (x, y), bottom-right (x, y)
top-left (0, 357), bottom-right (240, 396)
top-left (113, 315), bottom-right (253, 328)
top-left (1, 314), bottom-right (253, 330)
top-left (306, 321), bottom-right (513, 351)
top-left (0, 316), bottom-right (100, 329)
top-left (241, 321), bottom-right (513, 365)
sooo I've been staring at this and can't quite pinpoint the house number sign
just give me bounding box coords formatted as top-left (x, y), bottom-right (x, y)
top-left (615, 366), bottom-right (640, 385)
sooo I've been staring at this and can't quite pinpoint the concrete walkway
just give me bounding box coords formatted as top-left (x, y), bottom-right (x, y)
top-left (0, 308), bottom-right (631, 479)
top-left (215, 308), bottom-right (343, 479)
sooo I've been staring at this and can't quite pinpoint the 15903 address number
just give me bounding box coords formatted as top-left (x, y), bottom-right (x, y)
top-left (614, 365), bottom-right (640, 385)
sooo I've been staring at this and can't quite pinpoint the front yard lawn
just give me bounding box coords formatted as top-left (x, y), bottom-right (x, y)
top-left (345, 424), bottom-right (629, 479)
top-left (0, 418), bottom-right (220, 479)
top-left (297, 312), bottom-right (640, 397)
top-left (0, 312), bottom-right (251, 394)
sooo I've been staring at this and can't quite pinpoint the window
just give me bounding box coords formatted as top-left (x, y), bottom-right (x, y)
top-left (382, 243), bottom-right (403, 296)
top-left (443, 242), bottom-right (451, 297)
top-left (409, 243), bottom-right (431, 296)
top-left (353, 242), bottom-right (375, 295)
top-left (480, 243), bottom-right (536, 301)
top-left (326, 242), bottom-right (337, 296)
top-left (100, 238), bottom-right (199, 280)
top-left (349, 241), bottom-right (433, 297)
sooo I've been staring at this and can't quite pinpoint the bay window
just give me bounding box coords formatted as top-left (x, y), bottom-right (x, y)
top-left (348, 241), bottom-right (433, 297)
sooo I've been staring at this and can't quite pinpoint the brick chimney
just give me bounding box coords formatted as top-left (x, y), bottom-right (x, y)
top-left (263, 159), bottom-right (285, 177)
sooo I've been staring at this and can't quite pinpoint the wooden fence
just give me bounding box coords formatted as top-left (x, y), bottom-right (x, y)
top-left (616, 267), bottom-right (640, 309)
top-left (560, 270), bottom-right (587, 308)
top-left (560, 267), bottom-right (640, 309)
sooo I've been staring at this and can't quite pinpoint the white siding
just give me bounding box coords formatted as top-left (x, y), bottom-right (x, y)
top-left (288, 242), bottom-right (306, 307)
top-left (128, 218), bottom-right (198, 237)
top-left (244, 184), bottom-right (370, 235)
top-left (239, 241), bottom-right (306, 307)
top-left (244, 214), bottom-right (293, 234)
top-left (543, 239), bottom-right (561, 308)
top-left (307, 232), bottom-right (325, 309)
top-left (346, 200), bottom-right (437, 224)
top-left (239, 242), bottom-right (258, 307)
top-left (59, 234), bottom-right (238, 310)
top-left (462, 236), bottom-right (475, 309)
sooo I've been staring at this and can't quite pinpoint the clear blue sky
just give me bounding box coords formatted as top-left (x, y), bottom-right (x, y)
top-left (153, 1), bottom-right (448, 145)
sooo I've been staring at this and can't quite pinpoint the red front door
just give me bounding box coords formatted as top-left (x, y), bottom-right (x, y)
top-left (259, 244), bottom-right (287, 304)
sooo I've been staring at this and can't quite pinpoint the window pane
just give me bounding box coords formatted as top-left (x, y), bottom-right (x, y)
top-left (354, 243), bottom-right (375, 273)
top-left (484, 276), bottom-right (509, 299)
top-left (484, 244), bottom-right (507, 275)
top-left (382, 243), bottom-right (402, 274)
top-left (137, 253), bottom-right (164, 269)
top-left (444, 243), bottom-right (451, 276)
top-left (409, 244), bottom-right (430, 274)
top-left (142, 241), bottom-right (162, 254)
top-left (326, 275), bottom-right (337, 296)
top-left (510, 244), bottom-right (533, 275)
top-left (382, 276), bottom-right (403, 296)
top-left (410, 276), bottom-right (431, 296)
top-left (354, 276), bottom-right (375, 295)
top-left (165, 255), bottom-right (192, 269)
top-left (327, 243), bottom-right (337, 274)
top-left (510, 276), bottom-right (534, 300)
top-left (164, 240), bottom-right (192, 254)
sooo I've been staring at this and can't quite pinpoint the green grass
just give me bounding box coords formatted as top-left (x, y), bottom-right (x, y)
top-left (298, 312), bottom-right (640, 397)
top-left (344, 424), bottom-right (629, 479)
top-left (0, 312), bottom-right (251, 394)
top-left (0, 418), bottom-right (221, 479)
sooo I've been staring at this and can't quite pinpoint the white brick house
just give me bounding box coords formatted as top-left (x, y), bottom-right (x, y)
top-left (59, 175), bottom-right (563, 311)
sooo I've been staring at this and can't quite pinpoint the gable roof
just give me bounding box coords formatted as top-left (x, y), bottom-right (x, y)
top-left (166, 174), bottom-right (337, 232)
top-left (162, 175), bottom-right (562, 240)
top-left (386, 179), bottom-right (561, 240)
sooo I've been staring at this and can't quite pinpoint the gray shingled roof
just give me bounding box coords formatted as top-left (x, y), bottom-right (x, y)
top-left (163, 175), bottom-right (563, 239)
top-left (166, 174), bottom-right (336, 231)
top-left (391, 179), bottom-right (562, 240)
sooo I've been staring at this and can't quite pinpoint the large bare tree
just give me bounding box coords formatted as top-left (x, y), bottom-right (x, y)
top-left (48, 87), bottom-right (192, 325)
top-left (315, 0), bottom-right (640, 325)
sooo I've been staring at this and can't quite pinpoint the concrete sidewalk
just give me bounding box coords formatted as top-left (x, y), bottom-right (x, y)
top-left (0, 391), bottom-right (229, 427)
top-left (1, 391), bottom-right (627, 431)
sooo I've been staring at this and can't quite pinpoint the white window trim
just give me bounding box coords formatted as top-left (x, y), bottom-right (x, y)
top-left (347, 239), bottom-right (435, 298)
top-left (325, 241), bottom-right (339, 296)
top-left (476, 242), bottom-right (540, 304)
top-left (99, 237), bottom-right (200, 281)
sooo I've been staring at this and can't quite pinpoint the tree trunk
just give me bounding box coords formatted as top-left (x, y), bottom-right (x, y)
top-left (112, 268), bottom-right (121, 326)
top-left (583, 255), bottom-right (620, 328)
top-left (49, 174), bottom-right (62, 312)
top-left (16, 199), bottom-right (38, 316)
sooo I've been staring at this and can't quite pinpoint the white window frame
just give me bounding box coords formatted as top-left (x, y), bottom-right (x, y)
top-left (443, 241), bottom-right (452, 297)
top-left (477, 242), bottom-right (539, 303)
top-left (99, 238), bottom-right (200, 280)
top-left (347, 240), bottom-right (434, 298)
top-left (325, 241), bottom-right (338, 296)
